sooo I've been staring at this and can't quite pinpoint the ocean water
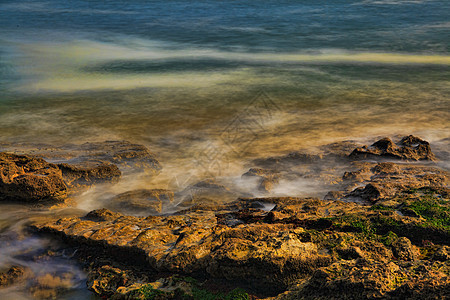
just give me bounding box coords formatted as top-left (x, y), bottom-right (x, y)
top-left (0, 1), bottom-right (449, 298)
top-left (0, 0), bottom-right (448, 148)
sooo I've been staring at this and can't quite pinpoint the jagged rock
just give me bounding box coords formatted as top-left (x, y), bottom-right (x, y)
top-left (338, 162), bottom-right (449, 202)
top-left (0, 152), bottom-right (67, 202)
top-left (242, 168), bottom-right (280, 192)
top-left (432, 246), bottom-right (450, 262)
top-left (58, 162), bottom-right (121, 187)
top-left (0, 265), bottom-right (31, 288)
top-left (276, 259), bottom-right (449, 300)
top-left (0, 141), bottom-right (162, 175)
top-left (347, 183), bottom-right (396, 202)
top-left (391, 237), bottom-right (417, 261)
top-left (106, 189), bottom-right (174, 215)
top-left (349, 136), bottom-right (436, 161)
top-left (87, 265), bottom-right (132, 297)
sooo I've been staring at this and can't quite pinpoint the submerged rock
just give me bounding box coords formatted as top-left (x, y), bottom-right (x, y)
top-left (0, 152), bottom-right (67, 202)
top-left (349, 135), bottom-right (436, 161)
top-left (0, 265), bottom-right (30, 288)
top-left (242, 168), bottom-right (280, 193)
top-left (80, 141), bottom-right (162, 174)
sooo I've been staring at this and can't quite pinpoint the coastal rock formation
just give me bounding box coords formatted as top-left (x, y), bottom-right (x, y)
top-left (349, 135), bottom-right (436, 161)
top-left (0, 152), bottom-right (67, 202)
top-left (30, 184), bottom-right (450, 297)
top-left (0, 140), bottom-right (162, 175)
top-left (31, 205), bottom-right (332, 295)
top-left (327, 160), bottom-right (448, 203)
top-left (277, 259), bottom-right (449, 300)
top-left (23, 135), bottom-right (449, 299)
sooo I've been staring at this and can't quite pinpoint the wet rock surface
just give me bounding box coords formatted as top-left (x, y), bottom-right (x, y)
top-left (0, 152), bottom-right (67, 202)
top-left (349, 135), bottom-right (436, 161)
top-left (0, 140), bottom-right (162, 175)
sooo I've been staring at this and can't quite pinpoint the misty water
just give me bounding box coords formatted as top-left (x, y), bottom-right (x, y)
top-left (0, 0), bottom-right (449, 298)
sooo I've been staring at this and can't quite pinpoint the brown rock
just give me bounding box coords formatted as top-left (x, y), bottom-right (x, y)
top-left (349, 136), bottom-right (436, 161)
top-left (391, 237), bottom-right (417, 261)
top-left (432, 246), bottom-right (450, 262)
top-left (0, 152), bottom-right (67, 202)
top-left (31, 208), bottom-right (331, 294)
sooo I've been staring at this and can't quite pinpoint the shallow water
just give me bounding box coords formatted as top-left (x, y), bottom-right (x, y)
top-left (0, 0), bottom-right (449, 298)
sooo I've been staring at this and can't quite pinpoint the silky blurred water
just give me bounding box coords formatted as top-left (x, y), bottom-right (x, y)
top-left (0, 0), bottom-right (448, 152)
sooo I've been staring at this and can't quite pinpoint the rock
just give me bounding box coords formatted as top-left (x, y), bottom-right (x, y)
top-left (31, 208), bottom-right (331, 294)
top-left (371, 162), bottom-right (401, 175)
top-left (0, 265), bottom-right (30, 287)
top-left (347, 183), bottom-right (396, 203)
top-left (0, 152), bottom-right (67, 202)
top-left (85, 208), bottom-right (122, 222)
top-left (391, 237), bottom-right (417, 261)
top-left (106, 189), bottom-right (174, 215)
top-left (0, 141), bottom-right (162, 175)
top-left (432, 246), bottom-right (450, 262)
top-left (349, 136), bottom-right (436, 161)
top-left (277, 259), bottom-right (450, 300)
top-left (58, 162), bottom-right (121, 187)
top-left (242, 168), bottom-right (280, 192)
top-left (87, 265), bottom-right (131, 297)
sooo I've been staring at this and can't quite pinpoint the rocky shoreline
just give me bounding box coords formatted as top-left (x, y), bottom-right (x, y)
top-left (0, 136), bottom-right (448, 299)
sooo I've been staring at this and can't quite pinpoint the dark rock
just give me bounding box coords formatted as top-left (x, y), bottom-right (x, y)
top-left (349, 136), bottom-right (436, 161)
top-left (391, 237), bottom-right (417, 261)
top-left (347, 183), bottom-right (396, 203)
top-left (58, 162), bottom-right (121, 187)
top-left (0, 152), bottom-right (67, 202)
top-left (432, 246), bottom-right (450, 262)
